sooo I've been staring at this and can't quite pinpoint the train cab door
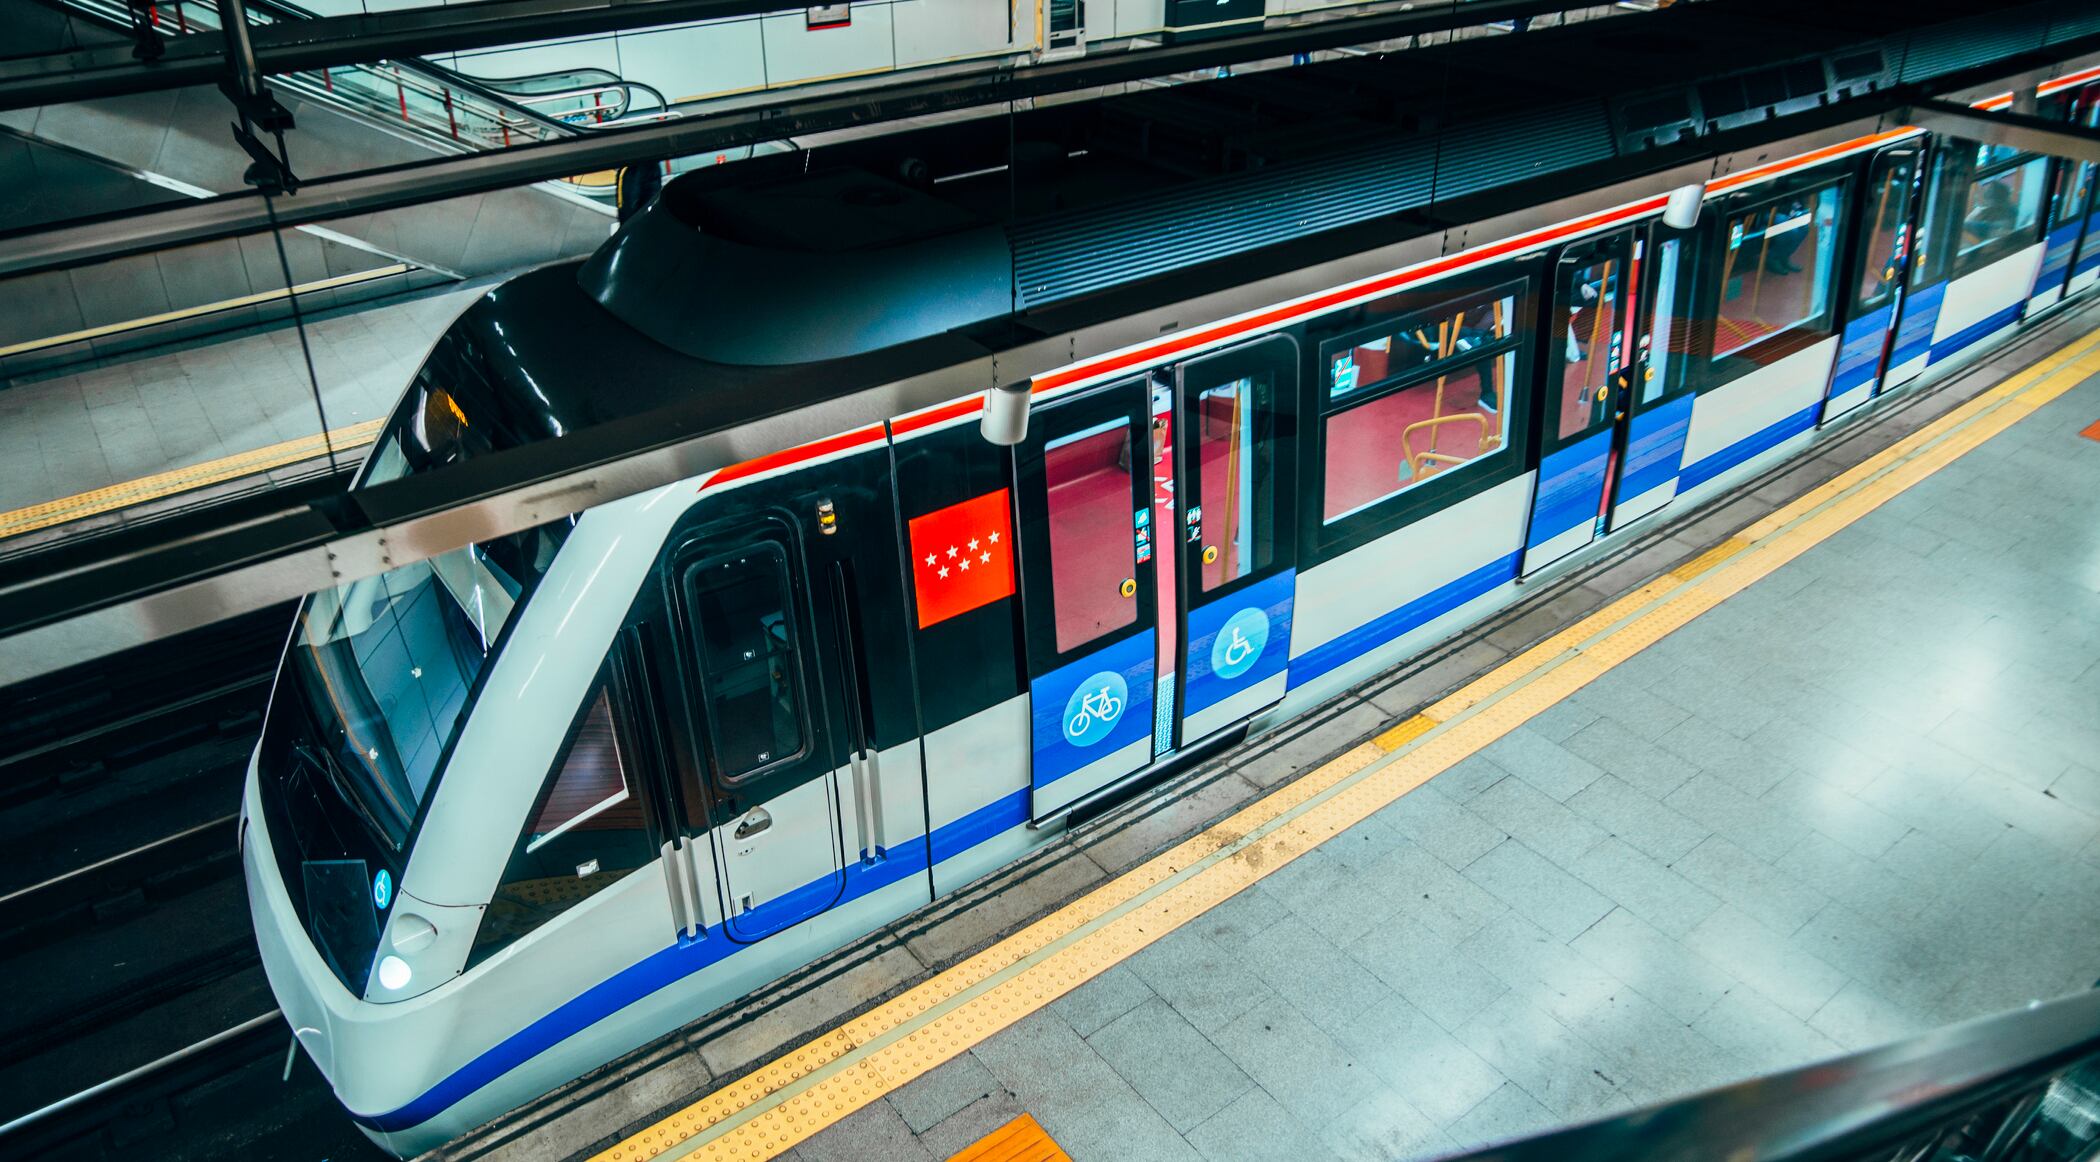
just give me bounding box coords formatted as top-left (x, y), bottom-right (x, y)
top-left (668, 522), bottom-right (847, 942)
top-left (1826, 144), bottom-right (1923, 423)
top-left (1015, 382), bottom-right (1159, 820)
top-left (660, 454), bottom-right (921, 944)
top-left (1521, 228), bottom-right (1641, 574)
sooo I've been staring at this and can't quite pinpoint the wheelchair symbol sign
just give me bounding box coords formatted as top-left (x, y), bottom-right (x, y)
top-left (1210, 607), bottom-right (1270, 681)
top-left (373, 868), bottom-right (393, 910)
top-left (1062, 671), bottom-right (1128, 748)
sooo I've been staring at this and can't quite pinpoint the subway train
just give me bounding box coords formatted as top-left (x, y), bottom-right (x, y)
top-left (239, 31), bottom-right (2100, 1154)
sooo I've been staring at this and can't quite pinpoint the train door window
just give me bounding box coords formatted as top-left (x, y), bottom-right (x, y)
top-left (470, 667), bottom-right (655, 967)
top-left (1318, 280), bottom-right (1523, 524)
top-left (1711, 181), bottom-right (1845, 369)
top-left (1554, 254), bottom-right (1624, 439)
top-left (1044, 419), bottom-right (1140, 652)
top-left (1643, 235), bottom-right (1693, 406)
top-left (1191, 375), bottom-right (1278, 591)
top-left (1856, 152), bottom-right (1919, 312)
top-left (1957, 143), bottom-right (2047, 266)
top-left (683, 543), bottom-right (810, 783)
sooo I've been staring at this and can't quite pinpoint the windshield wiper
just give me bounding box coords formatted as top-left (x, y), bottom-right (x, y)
top-left (296, 741), bottom-right (401, 849)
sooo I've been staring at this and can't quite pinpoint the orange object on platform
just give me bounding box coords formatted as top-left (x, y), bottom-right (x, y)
top-left (948, 1113), bottom-right (1071, 1162)
top-left (2081, 418), bottom-right (2100, 441)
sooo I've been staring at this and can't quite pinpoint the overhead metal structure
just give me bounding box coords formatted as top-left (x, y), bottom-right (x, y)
top-left (1902, 98), bottom-right (2100, 162)
top-left (3, 0), bottom-right (2100, 684)
top-left (0, 0), bottom-right (817, 109)
top-left (1, 0), bottom-right (1618, 280)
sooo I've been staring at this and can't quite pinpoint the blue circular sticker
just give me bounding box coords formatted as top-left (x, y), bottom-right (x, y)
top-left (1210, 607), bottom-right (1271, 681)
top-left (1062, 670), bottom-right (1129, 748)
top-left (373, 868), bottom-right (393, 910)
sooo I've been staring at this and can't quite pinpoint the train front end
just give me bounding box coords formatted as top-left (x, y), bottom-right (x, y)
top-left (238, 292), bottom-right (584, 1155)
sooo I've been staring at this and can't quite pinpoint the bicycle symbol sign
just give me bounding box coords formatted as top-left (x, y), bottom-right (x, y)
top-left (1062, 670), bottom-right (1129, 748)
top-left (1209, 607), bottom-right (1271, 681)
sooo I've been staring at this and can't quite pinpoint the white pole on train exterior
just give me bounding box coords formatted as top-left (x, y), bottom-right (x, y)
top-left (982, 380), bottom-right (1033, 445)
top-left (1664, 182), bottom-right (1706, 231)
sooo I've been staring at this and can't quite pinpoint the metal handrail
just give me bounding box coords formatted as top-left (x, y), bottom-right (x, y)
top-left (1444, 987), bottom-right (2100, 1162)
top-left (48, 0), bottom-right (676, 196)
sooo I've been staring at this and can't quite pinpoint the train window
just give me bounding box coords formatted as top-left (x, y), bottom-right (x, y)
top-left (470, 676), bottom-right (654, 967)
top-left (1322, 350), bottom-right (1513, 522)
top-left (1644, 236), bottom-right (1690, 405)
top-left (1959, 145), bottom-right (2047, 259)
top-left (685, 543), bottom-right (811, 784)
top-left (1192, 374), bottom-right (1278, 591)
top-left (1856, 154), bottom-right (1918, 311)
top-left (1326, 281), bottom-right (1522, 402)
top-left (1712, 182), bottom-right (1843, 364)
top-left (1044, 419), bottom-right (1140, 652)
top-left (283, 519), bottom-right (572, 852)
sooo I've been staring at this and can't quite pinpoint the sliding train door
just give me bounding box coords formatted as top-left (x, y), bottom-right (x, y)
top-left (1015, 382), bottom-right (1160, 820)
top-left (1522, 228), bottom-right (1637, 573)
top-left (1015, 340), bottom-right (1300, 820)
top-left (1608, 225), bottom-right (1699, 529)
top-left (1826, 144), bottom-right (1922, 422)
top-left (1169, 337), bottom-right (1298, 747)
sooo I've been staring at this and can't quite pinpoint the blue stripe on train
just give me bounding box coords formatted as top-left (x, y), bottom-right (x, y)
top-left (1928, 303), bottom-right (2023, 366)
top-left (357, 832), bottom-right (940, 1132)
top-left (1675, 400), bottom-right (1820, 495)
top-left (1286, 552), bottom-right (1520, 691)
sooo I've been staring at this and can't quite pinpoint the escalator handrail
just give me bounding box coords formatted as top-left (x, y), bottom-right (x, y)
top-left (1442, 987), bottom-right (2100, 1162)
top-left (50, 0), bottom-right (673, 145)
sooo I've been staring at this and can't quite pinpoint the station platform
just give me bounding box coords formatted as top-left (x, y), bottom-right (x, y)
top-left (413, 314), bottom-right (2100, 1162)
top-left (0, 283), bottom-right (483, 547)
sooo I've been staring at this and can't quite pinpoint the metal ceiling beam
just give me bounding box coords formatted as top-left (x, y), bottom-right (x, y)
top-left (0, 0), bottom-right (822, 110)
top-left (0, 0), bottom-right (1615, 281)
top-left (3, 12), bottom-right (2097, 683)
top-left (1902, 98), bottom-right (2100, 162)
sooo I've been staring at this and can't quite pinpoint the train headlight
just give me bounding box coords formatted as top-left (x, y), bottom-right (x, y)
top-left (377, 955), bottom-right (413, 991)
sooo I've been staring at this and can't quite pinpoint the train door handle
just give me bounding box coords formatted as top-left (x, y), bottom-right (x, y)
top-left (733, 807), bottom-right (773, 840)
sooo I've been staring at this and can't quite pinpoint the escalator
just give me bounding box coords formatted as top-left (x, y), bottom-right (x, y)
top-left (1457, 985), bottom-right (2100, 1162)
top-left (0, 0), bottom-right (668, 373)
top-left (53, 0), bottom-right (677, 205)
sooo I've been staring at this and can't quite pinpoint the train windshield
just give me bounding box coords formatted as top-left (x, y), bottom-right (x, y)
top-left (283, 522), bottom-right (570, 851)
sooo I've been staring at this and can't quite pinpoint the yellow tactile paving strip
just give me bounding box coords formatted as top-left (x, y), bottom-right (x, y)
top-left (595, 323), bottom-right (2100, 1162)
top-left (0, 417), bottom-right (384, 540)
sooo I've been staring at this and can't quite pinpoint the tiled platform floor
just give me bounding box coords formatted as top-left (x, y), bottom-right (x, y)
top-left (0, 284), bottom-right (484, 518)
top-left (785, 373), bottom-right (2100, 1161)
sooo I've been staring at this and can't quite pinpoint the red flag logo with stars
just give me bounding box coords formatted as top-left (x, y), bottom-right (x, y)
top-left (908, 488), bottom-right (1015, 628)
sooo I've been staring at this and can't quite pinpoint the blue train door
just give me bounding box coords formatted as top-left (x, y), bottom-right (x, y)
top-left (1170, 337), bottom-right (1299, 748)
top-left (2028, 112), bottom-right (2096, 316)
top-left (1522, 229), bottom-right (1639, 573)
top-left (2069, 87), bottom-right (2100, 299)
top-left (1015, 381), bottom-right (1161, 820)
top-left (1826, 144), bottom-right (1923, 423)
top-left (1016, 338), bottom-right (1299, 821)
top-left (1608, 225), bottom-right (1699, 530)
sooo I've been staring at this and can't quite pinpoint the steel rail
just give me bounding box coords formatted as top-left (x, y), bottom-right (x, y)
top-left (0, 1010), bottom-right (282, 1138)
top-left (0, 0), bottom-right (1630, 280)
